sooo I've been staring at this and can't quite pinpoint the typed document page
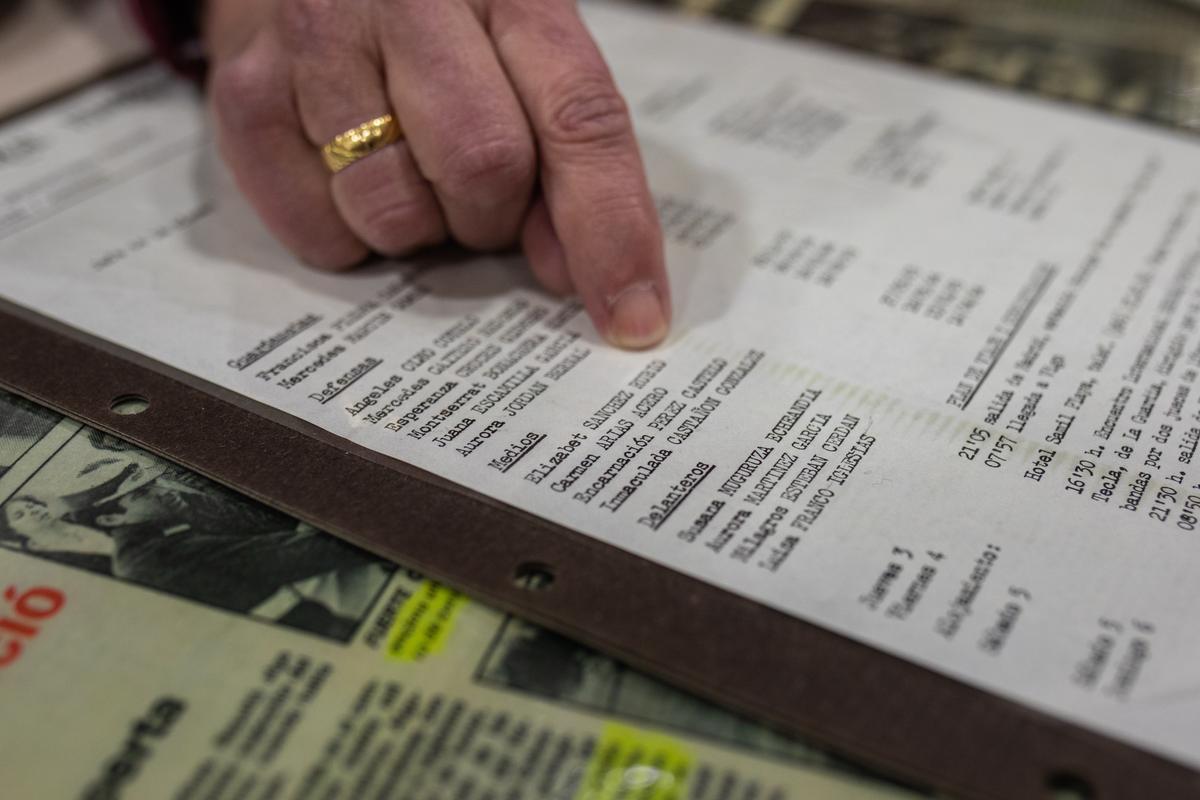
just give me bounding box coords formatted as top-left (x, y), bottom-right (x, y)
top-left (1, 1), bottom-right (1199, 768)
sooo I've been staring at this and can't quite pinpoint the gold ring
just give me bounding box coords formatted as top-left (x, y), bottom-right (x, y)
top-left (321, 114), bottom-right (402, 173)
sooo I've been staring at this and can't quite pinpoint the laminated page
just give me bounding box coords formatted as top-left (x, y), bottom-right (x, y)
top-left (2, 0), bottom-right (1199, 771)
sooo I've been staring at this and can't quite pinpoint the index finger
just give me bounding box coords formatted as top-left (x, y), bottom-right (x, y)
top-left (489, 0), bottom-right (670, 349)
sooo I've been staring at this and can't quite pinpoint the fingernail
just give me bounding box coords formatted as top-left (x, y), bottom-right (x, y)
top-left (607, 282), bottom-right (668, 350)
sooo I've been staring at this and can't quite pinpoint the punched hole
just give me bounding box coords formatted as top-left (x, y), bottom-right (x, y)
top-left (513, 562), bottom-right (555, 591)
top-left (1045, 771), bottom-right (1095, 800)
top-left (110, 394), bottom-right (150, 416)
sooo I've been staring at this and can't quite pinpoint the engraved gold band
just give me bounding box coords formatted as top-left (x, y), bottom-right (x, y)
top-left (321, 114), bottom-right (402, 173)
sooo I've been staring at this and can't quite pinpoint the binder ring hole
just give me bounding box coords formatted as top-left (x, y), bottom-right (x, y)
top-left (513, 562), bottom-right (555, 591)
top-left (110, 395), bottom-right (149, 416)
top-left (1045, 771), bottom-right (1094, 799)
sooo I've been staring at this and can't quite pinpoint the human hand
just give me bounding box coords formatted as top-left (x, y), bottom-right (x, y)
top-left (204, 0), bottom-right (670, 348)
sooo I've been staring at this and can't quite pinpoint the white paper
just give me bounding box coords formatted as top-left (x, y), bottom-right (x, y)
top-left (2, 1), bottom-right (1200, 768)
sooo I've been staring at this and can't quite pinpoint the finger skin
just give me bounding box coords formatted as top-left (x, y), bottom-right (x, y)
top-left (331, 144), bottom-right (447, 257)
top-left (487, 0), bottom-right (670, 348)
top-left (203, 0), bottom-right (276, 62)
top-left (283, 0), bottom-right (446, 255)
top-left (208, 31), bottom-right (367, 270)
top-left (207, 0), bottom-right (668, 343)
top-left (522, 195), bottom-right (573, 297)
top-left (378, 0), bottom-right (536, 250)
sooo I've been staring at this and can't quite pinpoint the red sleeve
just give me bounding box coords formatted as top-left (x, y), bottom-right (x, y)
top-left (127, 1), bottom-right (207, 82)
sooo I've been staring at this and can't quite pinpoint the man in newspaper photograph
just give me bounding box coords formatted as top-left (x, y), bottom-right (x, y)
top-left (0, 393), bottom-right (59, 480)
top-left (0, 406), bottom-right (392, 641)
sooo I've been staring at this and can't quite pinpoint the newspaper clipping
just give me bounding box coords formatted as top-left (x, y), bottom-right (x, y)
top-left (0, 390), bottom-right (916, 798)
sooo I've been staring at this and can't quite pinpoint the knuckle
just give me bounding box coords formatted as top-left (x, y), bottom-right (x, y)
top-left (334, 151), bottom-right (444, 252)
top-left (209, 53), bottom-right (285, 134)
top-left (355, 193), bottom-right (442, 253)
top-left (541, 76), bottom-right (632, 149)
top-left (363, 204), bottom-right (434, 251)
top-left (440, 132), bottom-right (535, 198)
